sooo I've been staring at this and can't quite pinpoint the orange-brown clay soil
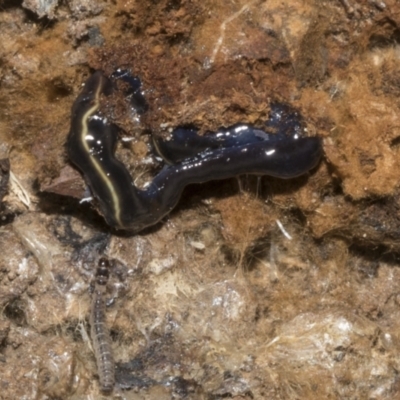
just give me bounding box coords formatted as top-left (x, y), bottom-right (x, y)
top-left (2, 0), bottom-right (400, 398)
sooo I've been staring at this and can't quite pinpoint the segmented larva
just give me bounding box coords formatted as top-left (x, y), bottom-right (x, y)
top-left (90, 257), bottom-right (115, 393)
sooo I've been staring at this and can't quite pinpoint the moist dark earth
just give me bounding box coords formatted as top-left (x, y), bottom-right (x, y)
top-left (2, 0), bottom-right (400, 399)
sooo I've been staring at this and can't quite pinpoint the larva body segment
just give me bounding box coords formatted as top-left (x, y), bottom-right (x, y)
top-left (90, 258), bottom-right (115, 393)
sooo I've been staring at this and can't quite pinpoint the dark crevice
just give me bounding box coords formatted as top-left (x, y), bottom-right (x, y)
top-left (368, 19), bottom-right (400, 50)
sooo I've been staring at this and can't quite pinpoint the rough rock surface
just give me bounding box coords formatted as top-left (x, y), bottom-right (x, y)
top-left (2, 0), bottom-right (400, 398)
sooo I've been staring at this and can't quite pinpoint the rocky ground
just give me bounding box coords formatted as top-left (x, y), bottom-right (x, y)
top-left (1, 0), bottom-right (400, 398)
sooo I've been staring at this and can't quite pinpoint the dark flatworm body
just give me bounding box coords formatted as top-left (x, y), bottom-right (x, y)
top-left (111, 69), bottom-right (148, 114)
top-left (153, 103), bottom-right (304, 164)
top-left (67, 71), bottom-right (323, 232)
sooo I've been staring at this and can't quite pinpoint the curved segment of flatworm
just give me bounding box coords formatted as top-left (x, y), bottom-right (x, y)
top-left (89, 257), bottom-right (115, 393)
top-left (67, 71), bottom-right (323, 232)
top-left (153, 103), bottom-right (306, 164)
